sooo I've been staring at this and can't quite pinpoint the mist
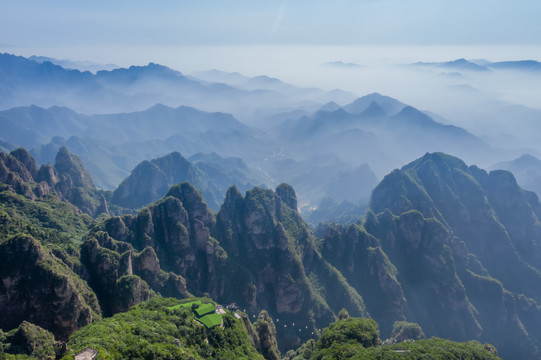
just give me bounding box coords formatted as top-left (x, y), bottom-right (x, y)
top-left (3, 46), bottom-right (541, 217)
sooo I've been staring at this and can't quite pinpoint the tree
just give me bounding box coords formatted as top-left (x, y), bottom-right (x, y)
top-left (390, 321), bottom-right (425, 343)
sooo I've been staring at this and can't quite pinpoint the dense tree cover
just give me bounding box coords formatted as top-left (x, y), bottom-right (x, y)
top-left (62, 297), bottom-right (264, 360)
top-left (0, 321), bottom-right (58, 359)
top-left (389, 321), bottom-right (425, 343)
top-left (0, 185), bottom-right (93, 247)
top-left (284, 317), bottom-right (501, 360)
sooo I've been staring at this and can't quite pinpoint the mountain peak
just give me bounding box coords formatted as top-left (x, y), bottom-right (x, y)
top-left (54, 146), bottom-right (95, 189)
top-left (344, 93), bottom-right (405, 115)
top-left (318, 101), bottom-right (341, 112)
top-left (442, 59), bottom-right (490, 71)
top-left (276, 183), bottom-right (298, 210)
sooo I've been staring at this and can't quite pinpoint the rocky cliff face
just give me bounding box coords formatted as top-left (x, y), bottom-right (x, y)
top-left (0, 235), bottom-right (100, 340)
top-left (98, 182), bottom-right (225, 296)
top-left (254, 310), bottom-right (281, 360)
top-left (81, 231), bottom-right (188, 315)
top-left (320, 222), bottom-right (406, 336)
top-left (0, 146), bottom-right (109, 217)
top-left (366, 152), bottom-right (541, 359)
top-left (213, 184), bottom-right (371, 349)
top-left (94, 182), bottom-right (368, 349)
top-left (2, 147), bottom-right (541, 359)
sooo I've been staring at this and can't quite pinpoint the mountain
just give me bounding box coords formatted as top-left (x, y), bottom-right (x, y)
top-left (111, 151), bottom-right (262, 211)
top-left (92, 182), bottom-right (367, 349)
top-left (365, 152), bottom-right (541, 359)
top-left (190, 69), bottom-right (314, 95)
top-left (0, 104), bottom-right (263, 190)
top-left (0, 146), bottom-right (111, 216)
top-left (190, 69), bottom-right (356, 105)
top-left (2, 148), bottom-right (541, 358)
top-left (318, 101), bottom-right (341, 112)
top-left (0, 105), bottom-right (87, 150)
top-left (0, 53), bottom-right (355, 122)
top-left (343, 92), bottom-right (406, 115)
top-left (28, 55), bottom-right (118, 72)
top-left (277, 94), bottom-right (494, 178)
top-left (493, 154), bottom-right (541, 197)
top-left (413, 58), bottom-right (490, 72)
top-left (0, 180), bottom-right (101, 341)
top-left (261, 154), bottom-right (378, 212)
top-left (487, 60), bottom-right (541, 72)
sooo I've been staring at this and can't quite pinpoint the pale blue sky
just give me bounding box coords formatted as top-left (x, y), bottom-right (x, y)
top-left (1, 0), bottom-right (540, 48)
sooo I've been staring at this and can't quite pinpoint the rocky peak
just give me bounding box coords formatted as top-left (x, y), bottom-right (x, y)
top-left (254, 310), bottom-right (281, 360)
top-left (276, 183), bottom-right (298, 211)
top-left (221, 185), bottom-right (244, 213)
top-left (0, 151), bottom-right (33, 183)
top-left (54, 146), bottom-right (95, 189)
top-left (112, 160), bottom-right (168, 209)
top-left (166, 182), bottom-right (214, 228)
top-left (36, 163), bottom-right (59, 185)
top-left (10, 148), bottom-right (39, 178)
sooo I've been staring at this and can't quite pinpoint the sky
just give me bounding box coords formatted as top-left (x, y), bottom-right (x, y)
top-left (2, 0), bottom-right (541, 48)
top-left (1, 0), bottom-right (541, 109)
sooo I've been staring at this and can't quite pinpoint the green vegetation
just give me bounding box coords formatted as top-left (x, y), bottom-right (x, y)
top-left (0, 321), bottom-right (58, 360)
top-left (284, 316), bottom-right (501, 360)
top-left (389, 321), bottom-right (425, 343)
top-left (0, 186), bottom-right (93, 247)
top-left (169, 300), bottom-right (224, 329)
top-left (167, 300), bottom-right (202, 311)
top-left (62, 297), bottom-right (263, 360)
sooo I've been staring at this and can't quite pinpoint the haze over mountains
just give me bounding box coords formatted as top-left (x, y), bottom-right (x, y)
top-left (4, 53), bottom-right (537, 215)
top-left (2, 51), bottom-right (541, 359)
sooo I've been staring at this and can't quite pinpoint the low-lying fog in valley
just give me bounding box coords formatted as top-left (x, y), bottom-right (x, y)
top-left (2, 45), bottom-right (541, 222)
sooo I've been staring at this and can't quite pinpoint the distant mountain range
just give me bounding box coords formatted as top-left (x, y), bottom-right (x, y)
top-left (0, 103), bottom-right (263, 189)
top-left (0, 53), bottom-right (355, 120)
top-left (413, 58), bottom-right (541, 72)
top-left (0, 53), bottom-right (529, 217)
top-left (28, 55), bottom-right (119, 72)
top-left (493, 154), bottom-right (541, 197)
top-left (274, 92), bottom-right (497, 177)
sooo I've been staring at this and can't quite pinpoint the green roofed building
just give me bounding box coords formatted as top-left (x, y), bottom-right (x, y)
top-left (195, 303), bottom-right (215, 317)
top-left (167, 300), bottom-right (223, 329)
top-left (199, 313), bottom-right (224, 328)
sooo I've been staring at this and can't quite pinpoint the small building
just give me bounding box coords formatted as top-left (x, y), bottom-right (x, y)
top-left (75, 348), bottom-right (98, 360)
top-left (215, 305), bottom-right (226, 315)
